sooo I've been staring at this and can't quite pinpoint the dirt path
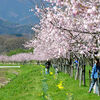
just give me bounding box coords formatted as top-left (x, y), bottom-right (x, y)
top-left (0, 77), bottom-right (10, 88)
top-left (0, 69), bottom-right (18, 88)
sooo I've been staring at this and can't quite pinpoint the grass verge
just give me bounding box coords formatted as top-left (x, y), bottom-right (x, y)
top-left (0, 64), bottom-right (99, 100)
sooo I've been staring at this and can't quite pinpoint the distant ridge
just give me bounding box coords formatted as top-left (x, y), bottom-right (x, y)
top-left (0, 19), bottom-right (34, 35)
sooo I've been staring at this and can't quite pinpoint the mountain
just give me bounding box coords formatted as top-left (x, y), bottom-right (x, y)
top-left (0, 19), bottom-right (34, 36)
top-left (0, 0), bottom-right (40, 24)
top-left (0, 34), bottom-right (29, 53)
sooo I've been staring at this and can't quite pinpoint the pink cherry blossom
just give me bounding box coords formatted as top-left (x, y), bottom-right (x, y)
top-left (24, 0), bottom-right (100, 61)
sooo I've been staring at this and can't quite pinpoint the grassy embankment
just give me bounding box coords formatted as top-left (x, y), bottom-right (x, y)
top-left (0, 63), bottom-right (99, 100)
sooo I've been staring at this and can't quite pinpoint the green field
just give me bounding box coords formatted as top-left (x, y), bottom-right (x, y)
top-left (0, 64), bottom-right (99, 100)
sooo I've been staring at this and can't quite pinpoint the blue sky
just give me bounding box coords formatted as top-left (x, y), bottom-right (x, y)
top-left (0, 0), bottom-right (40, 25)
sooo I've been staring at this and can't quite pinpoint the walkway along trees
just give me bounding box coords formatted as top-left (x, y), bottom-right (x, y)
top-left (25, 0), bottom-right (100, 90)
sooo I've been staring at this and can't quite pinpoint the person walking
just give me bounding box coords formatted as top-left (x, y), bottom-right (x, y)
top-left (73, 59), bottom-right (79, 69)
top-left (45, 60), bottom-right (51, 74)
top-left (88, 57), bottom-right (100, 93)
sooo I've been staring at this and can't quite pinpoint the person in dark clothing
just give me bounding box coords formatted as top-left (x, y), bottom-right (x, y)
top-left (88, 57), bottom-right (100, 93)
top-left (45, 60), bottom-right (51, 74)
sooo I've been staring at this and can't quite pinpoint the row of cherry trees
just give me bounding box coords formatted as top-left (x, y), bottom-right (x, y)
top-left (0, 53), bottom-right (34, 62)
top-left (25, 0), bottom-right (100, 61)
top-left (24, 1), bottom-right (100, 87)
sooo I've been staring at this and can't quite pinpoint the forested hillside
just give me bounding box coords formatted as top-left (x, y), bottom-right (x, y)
top-left (0, 35), bottom-right (29, 54)
top-left (0, 19), bottom-right (34, 35)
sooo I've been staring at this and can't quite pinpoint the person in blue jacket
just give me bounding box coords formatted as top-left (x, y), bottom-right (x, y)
top-left (73, 59), bottom-right (79, 69)
top-left (88, 58), bottom-right (100, 93)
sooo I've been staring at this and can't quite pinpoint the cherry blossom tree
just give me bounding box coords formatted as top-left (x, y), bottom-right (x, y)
top-left (0, 53), bottom-right (35, 63)
top-left (25, 0), bottom-right (100, 61)
top-left (0, 55), bottom-right (9, 63)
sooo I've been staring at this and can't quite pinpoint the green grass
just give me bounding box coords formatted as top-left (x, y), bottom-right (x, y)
top-left (7, 48), bottom-right (33, 56)
top-left (0, 64), bottom-right (99, 100)
top-left (0, 63), bottom-right (20, 83)
top-left (0, 64), bottom-right (43, 100)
